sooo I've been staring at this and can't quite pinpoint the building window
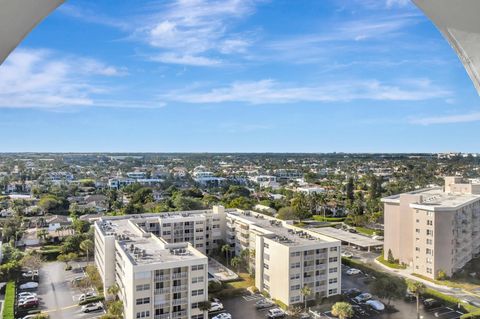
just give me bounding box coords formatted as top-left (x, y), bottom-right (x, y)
top-left (264, 243), bottom-right (269, 249)
top-left (329, 257), bottom-right (338, 263)
top-left (192, 276), bottom-right (204, 284)
top-left (192, 289), bottom-right (204, 296)
top-left (427, 239), bottom-right (432, 245)
top-left (136, 311), bottom-right (150, 318)
top-left (136, 284), bottom-right (150, 291)
top-left (427, 220), bottom-right (433, 226)
top-left (290, 273), bottom-right (300, 280)
top-left (290, 284), bottom-right (300, 290)
top-left (329, 278), bottom-right (338, 284)
top-left (329, 267), bottom-right (337, 273)
top-left (329, 288), bottom-right (338, 295)
top-left (192, 265), bottom-right (204, 271)
top-left (136, 297), bottom-right (150, 305)
top-left (330, 247), bottom-right (338, 252)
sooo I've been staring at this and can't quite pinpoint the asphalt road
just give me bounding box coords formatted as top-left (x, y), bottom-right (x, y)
top-left (38, 262), bottom-right (104, 319)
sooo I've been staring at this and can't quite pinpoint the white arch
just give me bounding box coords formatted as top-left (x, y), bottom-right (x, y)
top-left (413, 0), bottom-right (480, 95)
top-left (0, 0), bottom-right (64, 65)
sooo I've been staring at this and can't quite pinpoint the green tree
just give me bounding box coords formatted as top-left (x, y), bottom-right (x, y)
top-left (107, 284), bottom-right (120, 300)
top-left (345, 178), bottom-right (355, 205)
top-left (369, 276), bottom-right (406, 306)
top-left (331, 302), bottom-right (354, 319)
top-left (277, 206), bottom-right (296, 220)
top-left (300, 285), bottom-right (312, 311)
top-left (80, 239), bottom-right (94, 264)
top-left (231, 256), bottom-right (241, 273)
top-left (221, 244), bottom-right (231, 266)
top-left (198, 300), bottom-right (211, 312)
top-left (387, 249), bottom-right (395, 264)
top-left (407, 280), bottom-right (426, 319)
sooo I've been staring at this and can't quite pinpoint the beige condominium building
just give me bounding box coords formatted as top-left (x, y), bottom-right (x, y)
top-left (94, 206), bottom-right (341, 318)
top-left (95, 218), bottom-right (209, 319)
top-left (226, 210), bottom-right (341, 305)
top-left (382, 177), bottom-right (480, 279)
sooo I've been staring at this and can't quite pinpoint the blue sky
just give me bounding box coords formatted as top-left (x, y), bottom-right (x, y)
top-left (1, 0), bottom-right (480, 152)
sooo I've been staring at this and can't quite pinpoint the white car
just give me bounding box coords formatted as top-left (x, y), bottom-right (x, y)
top-left (372, 235), bottom-right (384, 241)
top-left (212, 313), bottom-right (232, 319)
top-left (81, 302), bottom-right (103, 313)
top-left (256, 298), bottom-right (275, 309)
top-left (266, 308), bottom-right (286, 318)
top-left (18, 292), bottom-right (37, 298)
top-left (23, 315), bottom-right (47, 319)
top-left (354, 293), bottom-right (372, 303)
top-left (341, 252), bottom-right (353, 258)
top-left (22, 270), bottom-right (39, 278)
top-left (78, 292), bottom-right (96, 302)
top-left (209, 301), bottom-right (224, 312)
top-left (346, 268), bottom-right (361, 275)
top-left (366, 300), bottom-right (385, 311)
top-left (18, 295), bottom-right (38, 303)
top-left (19, 282), bottom-right (39, 289)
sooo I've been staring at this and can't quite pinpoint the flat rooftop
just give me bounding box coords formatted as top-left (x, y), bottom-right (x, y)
top-left (227, 211), bottom-right (334, 246)
top-left (382, 187), bottom-right (480, 209)
top-left (310, 227), bottom-right (383, 248)
top-left (97, 218), bottom-right (204, 266)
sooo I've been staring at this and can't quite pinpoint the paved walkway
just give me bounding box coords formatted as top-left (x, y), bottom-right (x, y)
top-left (374, 259), bottom-right (480, 304)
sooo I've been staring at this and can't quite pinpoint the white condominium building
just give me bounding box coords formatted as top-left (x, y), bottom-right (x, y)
top-left (95, 218), bottom-right (208, 319)
top-left (382, 177), bottom-right (480, 279)
top-left (226, 210), bottom-right (341, 306)
top-left (94, 206), bottom-right (341, 317)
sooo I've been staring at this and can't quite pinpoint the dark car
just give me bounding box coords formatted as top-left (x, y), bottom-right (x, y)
top-left (423, 298), bottom-right (442, 310)
top-left (344, 288), bottom-right (361, 297)
top-left (18, 299), bottom-right (39, 309)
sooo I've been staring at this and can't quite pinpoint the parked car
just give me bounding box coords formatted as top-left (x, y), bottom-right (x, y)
top-left (266, 308), bottom-right (286, 318)
top-left (346, 268), bottom-right (361, 275)
top-left (71, 276), bottom-right (86, 285)
top-left (366, 300), bottom-right (385, 311)
top-left (19, 282), bottom-right (39, 290)
top-left (343, 288), bottom-right (361, 297)
top-left (209, 302), bottom-right (224, 312)
top-left (22, 270), bottom-right (39, 278)
top-left (372, 235), bottom-right (384, 240)
top-left (23, 315), bottom-right (48, 319)
top-left (18, 292), bottom-right (37, 298)
top-left (256, 298), bottom-right (275, 309)
top-left (18, 299), bottom-right (39, 309)
top-left (210, 297), bottom-right (221, 303)
top-left (341, 252), bottom-right (353, 258)
top-left (354, 293), bottom-right (372, 303)
top-left (212, 313), bottom-right (232, 319)
top-left (78, 292), bottom-right (96, 302)
top-left (423, 298), bottom-right (442, 310)
top-left (348, 228), bottom-right (357, 233)
top-left (81, 302), bottom-right (103, 313)
top-left (352, 305), bottom-right (367, 316)
top-left (18, 295), bottom-right (38, 303)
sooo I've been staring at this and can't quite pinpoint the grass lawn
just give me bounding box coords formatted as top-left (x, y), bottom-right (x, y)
top-left (412, 273), bottom-right (480, 292)
top-left (3, 281), bottom-right (15, 319)
top-left (225, 272), bottom-right (254, 289)
top-left (376, 256), bottom-right (406, 269)
top-left (312, 216), bottom-right (345, 222)
top-left (355, 226), bottom-right (376, 236)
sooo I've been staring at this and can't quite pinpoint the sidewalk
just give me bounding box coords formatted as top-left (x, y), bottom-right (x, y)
top-left (374, 258), bottom-right (480, 302)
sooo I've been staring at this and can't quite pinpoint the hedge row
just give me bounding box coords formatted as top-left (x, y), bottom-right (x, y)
top-left (78, 296), bottom-right (105, 306)
top-left (3, 281), bottom-right (15, 319)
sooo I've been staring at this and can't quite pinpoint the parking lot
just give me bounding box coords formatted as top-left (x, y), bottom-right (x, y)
top-left (339, 265), bottom-right (461, 319)
top-left (208, 293), bottom-right (273, 319)
top-left (35, 262), bottom-right (105, 319)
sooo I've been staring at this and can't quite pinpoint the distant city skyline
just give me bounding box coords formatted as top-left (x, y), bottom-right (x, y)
top-left (1, 0), bottom-right (480, 152)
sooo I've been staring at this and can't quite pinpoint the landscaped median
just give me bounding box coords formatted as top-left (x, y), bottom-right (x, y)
top-left (342, 257), bottom-right (480, 319)
top-left (3, 281), bottom-right (15, 319)
top-left (376, 256), bottom-right (406, 270)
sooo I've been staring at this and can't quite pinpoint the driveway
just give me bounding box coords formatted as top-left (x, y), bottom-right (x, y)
top-left (38, 262), bottom-right (105, 319)
top-left (210, 293), bottom-right (276, 319)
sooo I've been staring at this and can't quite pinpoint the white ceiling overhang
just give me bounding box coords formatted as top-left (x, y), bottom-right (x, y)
top-left (413, 0), bottom-right (480, 95)
top-left (0, 0), bottom-right (64, 65)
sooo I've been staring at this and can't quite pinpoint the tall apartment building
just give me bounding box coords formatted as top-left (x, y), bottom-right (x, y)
top-left (382, 177), bottom-right (480, 279)
top-left (94, 206), bottom-right (341, 317)
top-left (95, 218), bottom-right (208, 319)
top-left (226, 210), bottom-right (341, 305)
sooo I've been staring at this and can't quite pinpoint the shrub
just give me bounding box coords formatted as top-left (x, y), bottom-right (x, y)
top-left (437, 270), bottom-right (448, 281)
top-left (387, 249), bottom-right (395, 264)
top-left (3, 281), bottom-right (15, 319)
top-left (79, 296), bottom-right (105, 306)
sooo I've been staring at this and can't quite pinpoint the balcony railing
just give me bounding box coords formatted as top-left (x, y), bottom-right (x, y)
top-left (172, 285), bottom-right (187, 292)
top-left (172, 272), bottom-right (188, 279)
top-left (172, 298), bottom-right (187, 306)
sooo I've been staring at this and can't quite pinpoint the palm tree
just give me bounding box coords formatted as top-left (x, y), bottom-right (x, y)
top-left (37, 228), bottom-right (49, 243)
top-left (331, 302), bottom-right (354, 319)
top-left (231, 256), bottom-right (242, 273)
top-left (407, 280), bottom-right (426, 319)
top-left (80, 239), bottom-right (94, 264)
top-left (221, 244), bottom-right (231, 266)
top-left (107, 284), bottom-right (120, 300)
top-left (198, 300), bottom-right (211, 313)
top-left (300, 285), bottom-right (312, 311)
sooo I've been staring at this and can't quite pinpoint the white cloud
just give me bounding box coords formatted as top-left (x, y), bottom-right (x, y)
top-left (135, 0), bottom-right (261, 66)
top-left (386, 0), bottom-right (410, 8)
top-left (410, 112), bottom-right (480, 125)
top-left (0, 49), bottom-right (160, 109)
top-left (162, 79), bottom-right (450, 104)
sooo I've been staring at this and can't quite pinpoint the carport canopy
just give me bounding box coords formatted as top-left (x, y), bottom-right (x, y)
top-left (310, 227), bottom-right (383, 250)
